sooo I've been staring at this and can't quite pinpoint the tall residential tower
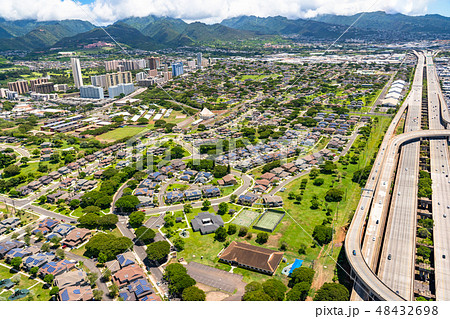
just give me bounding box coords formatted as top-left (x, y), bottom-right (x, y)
top-left (70, 57), bottom-right (84, 89)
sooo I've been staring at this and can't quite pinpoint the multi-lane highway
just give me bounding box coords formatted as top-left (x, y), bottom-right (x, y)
top-left (376, 52), bottom-right (424, 300)
top-left (347, 50), bottom-right (450, 301)
top-left (426, 52), bottom-right (450, 300)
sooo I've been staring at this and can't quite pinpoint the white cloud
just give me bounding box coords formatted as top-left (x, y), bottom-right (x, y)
top-left (0, 0), bottom-right (433, 25)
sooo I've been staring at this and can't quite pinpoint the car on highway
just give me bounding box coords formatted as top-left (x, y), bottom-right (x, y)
top-left (352, 250), bottom-right (356, 256)
top-left (388, 254), bottom-right (392, 260)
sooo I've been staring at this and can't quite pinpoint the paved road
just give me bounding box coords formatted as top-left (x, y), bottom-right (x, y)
top-left (65, 251), bottom-right (112, 301)
top-left (116, 220), bottom-right (168, 296)
top-left (377, 52), bottom-right (424, 300)
top-left (426, 52), bottom-right (450, 300)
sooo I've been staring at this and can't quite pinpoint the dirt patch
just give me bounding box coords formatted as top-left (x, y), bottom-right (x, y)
top-left (206, 291), bottom-right (230, 301)
top-left (334, 226), bottom-right (346, 247)
top-left (196, 283), bottom-right (231, 301)
top-left (267, 232), bottom-right (282, 247)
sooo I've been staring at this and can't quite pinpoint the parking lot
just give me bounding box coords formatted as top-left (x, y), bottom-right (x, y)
top-left (186, 262), bottom-right (245, 294)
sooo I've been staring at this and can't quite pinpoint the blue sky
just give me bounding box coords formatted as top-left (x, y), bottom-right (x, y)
top-left (428, 0), bottom-right (450, 16)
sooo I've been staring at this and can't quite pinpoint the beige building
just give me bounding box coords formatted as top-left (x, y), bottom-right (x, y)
top-left (8, 80), bottom-right (29, 95)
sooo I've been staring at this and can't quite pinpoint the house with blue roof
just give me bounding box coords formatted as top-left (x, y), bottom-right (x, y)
top-left (23, 253), bottom-right (55, 270)
top-left (52, 224), bottom-right (75, 238)
top-left (5, 246), bottom-right (39, 262)
top-left (194, 171), bottom-right (212, 184)
top-left (203, 186), bottom-right (220, 198)
top-left (237, 193), bottom-right (259, 206)
top-left (185, 189), bottom-right (202, 201)
top-left (39, 259), bottom-right (76, 277)
top-left (59, 285), bottom-right (93, 301)
top-left (134, 187), bottom-right (153, 197)
top-left (165, 191), bottom-right (184, 204)
top-left (117, 252), bottom-right (136, 268)
top-left (0, 240), bottom-right (24, 258)
top-left (127, 278), bottom-right (154, 299)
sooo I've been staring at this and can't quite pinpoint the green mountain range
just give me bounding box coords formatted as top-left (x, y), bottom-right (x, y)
top-left (54, 22), bottom-right (165, 50)
top-left (311, 11), bottom-right (450, 34)
top-left (0, 11), bottom-right (449, 51)
top-left (221, 15), bottom-right (347, 37)
top-left (0, 20), bottom-right (96, 50)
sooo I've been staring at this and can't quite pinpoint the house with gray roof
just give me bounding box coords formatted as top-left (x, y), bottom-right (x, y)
top-left (191, 212), bottom-right (224, 235)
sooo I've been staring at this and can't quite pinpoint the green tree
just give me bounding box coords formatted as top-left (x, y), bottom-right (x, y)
top-left (49, 287), bottom-right (59, 296)
top-left (93, 289), bottom-right (103, 301)
top-left (85, 233), bottom-right (133, 261)
top-left (230, 194), bottom-right (237, 203)
top-left (115, 195), bottom-right (140, 213)
top-left (129, 211), bottom-right (145, 228)
top-left (214, 226), bottom-right (227, 242)
top-left (41, 243), bottom-right (51, 252)
top-left (309, 168), bottom-right (320, 179)
top-left (97, 214), bottom-right (119, 229)
top-left (218, 202), bottom-right (228, 215)
top-left (227, 224), bottom-right (237, 235)
top-left (242, 290), bottom-right (272, 301)
top-left (213, 165), bottom-right (228, 178)
top-left (29, 266), bottom-right (39, 277)
top-left (146, 241), bottom-right (171, 263)
top-left (44, 274), bottom-right (54, 285)
top-left (102, 269), bottom-right (112, 282)
top-left (164, 263), bottom-right (196, 297)
top-left (417, 246), bottom-right (431, 260)
top-left (262, 279), bottom-right (287, 301)
top-left (256, 232), bottom-right (269, 244)
top-left (78, 213), bottom-right (100, 229)
top-left (169, 146), bottom-right (185, 159)
top-left (134, 226), bottom-right (156, 245)
top-left (173, 237), bottom-right (185, 251)
top-left (320, 161), bottom-right (337, 174)
top-left (313, 178), bottom-right (324, 186)
top-left (201, 199), bottom-right (211, 211)
top-left (87, 272), bottom-right (98, 286)
top-left (182, 286), bottom-right (206, 301)
top-left (313, 283), bottom-right (349, 301)
top-left (286, 282), bottom-right (311, 301)
top-left (3, 164), bottom-right (20, 178)
top-left (50, 236), bottom-right (61, 247)
top-left (313, 225), bottom-right (332, 245)
top-left (56, 248), bottom-right (65, 260)
top-left (109, 284), bottom-right (119, 298)
top-left (238, 227), bottom-right (248, 237)
top-left (289, 267), bottom-right (315, 288)
top-left (325, 188), bottom-right (344, 202)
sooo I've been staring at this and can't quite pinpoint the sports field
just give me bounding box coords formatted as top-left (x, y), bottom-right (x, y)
top-left (253, 209), bottom-right (285, 232)
top-left (233, 209), bottom-right (260, 227)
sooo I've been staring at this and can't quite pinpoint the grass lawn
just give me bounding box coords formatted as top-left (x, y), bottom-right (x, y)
top-left (29, 283), bottom-right (52, 301)
top-left (174, 117), bottom-right (390, 286)
top-left (276, 116), bottom-right (391, 283)
top-left (97, 126), bottom-right (147, 142)
top-left (0, 263), bottom-right (50, 301)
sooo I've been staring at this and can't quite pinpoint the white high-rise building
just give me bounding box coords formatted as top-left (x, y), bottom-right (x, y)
top-left (71, 58), bottom-right (83, 89)
top-left (197, 52), bottom-right (202, 69)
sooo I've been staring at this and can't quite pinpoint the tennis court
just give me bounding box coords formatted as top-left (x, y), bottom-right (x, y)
top-left (232, 209), bottom-right (260, 227)
top-left (253, 209), bottom-right (285, 232)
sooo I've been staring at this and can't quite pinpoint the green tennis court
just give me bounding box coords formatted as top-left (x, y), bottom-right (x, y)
top-left (233, 209), bottom-right (260, 227)
top-left (253, 209), bottom-right (285, 232)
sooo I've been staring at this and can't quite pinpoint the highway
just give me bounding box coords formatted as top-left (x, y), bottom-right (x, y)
top-left (426, 52), bottom-right (450, 300)
top-left (376, 52), bottom-right (424, 300)
top-left (347, 128), bottom-right (450, 301)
